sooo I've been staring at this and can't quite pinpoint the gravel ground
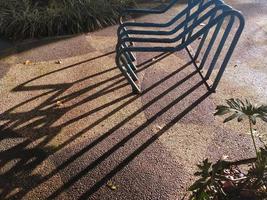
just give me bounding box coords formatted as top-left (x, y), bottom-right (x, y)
top-left (0, 0), bottom-right (266, 199)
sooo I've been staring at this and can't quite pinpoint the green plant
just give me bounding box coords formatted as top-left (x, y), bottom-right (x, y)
top-left (214, 98), bottom-right (267, 156)
top-left (248, 148), bottom-right (267, 190)
top-left (189, 98), bottom-right (267, 200)
top-left (189, 149), bottom-right (267, 200)
top-left (0, 0), bottom-right (136, 40)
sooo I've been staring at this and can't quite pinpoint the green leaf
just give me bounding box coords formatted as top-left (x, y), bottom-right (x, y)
top-left (214, 107), bottom-right (231, 116)
top-left (223, 112), bottom-right (239, 123)
top-left (199, 191), bottom-right (210, 200)
top-left (188, 178), bottom-right (208, 191)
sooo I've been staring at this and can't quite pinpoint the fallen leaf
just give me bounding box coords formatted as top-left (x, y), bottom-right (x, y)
top-left (111, 185), bottom-right (117, 190)
top-left (24, 60), bottom-right (31, 65)
top-left (107, 181), bottom-right (113, 187)
top-left (221, 155), bottom-right (229, 161)
top-left (156, 125), bottom-right (162, 130)
top-left (107, 181), bottom-right (117, 190)
top-left (56, 100), bottom-right (64, 107)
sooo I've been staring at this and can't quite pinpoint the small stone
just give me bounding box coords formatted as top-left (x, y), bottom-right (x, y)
top-left (200, 23), bottom-right (206, 26)
top-left (55, 60), bottom-right (62, 64)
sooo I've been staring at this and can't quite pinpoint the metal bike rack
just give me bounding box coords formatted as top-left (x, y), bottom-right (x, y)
top-left (116, 0), bottom-right (245, 93)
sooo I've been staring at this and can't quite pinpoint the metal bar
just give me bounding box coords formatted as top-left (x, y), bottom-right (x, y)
top-left (122, 43), bottom-right (136, 68)
top-left (198, 16), bottom-right (224, 69)
top-left (116, 55), bottom-right (141, 93)
top-left (205, 15), bottom-right (235, 79)
top-left (186, 0), bottom-right (205, 42)
top-left (117, 9), bottom-right (240, 54)
top-left (193, 10), bottom-right (218, 61)
top-left (115, 0), bottom-right (245, 93)
top-left (117, 0), bottom-right (210, 35)
top-left (212, 16), bottom-right (245, 90)
top-left (118, 5), bottom-right (231, 45)
top-left (118, 0), bottom-right (216, 38)
top-left (182, 0), bottom-right (193, 43)
top-left (185, 46), bottom-right (211, 91)
top-left (120, 54), bottom-right (138, 81)
top-left (121, 0), bottom-right (180, 15)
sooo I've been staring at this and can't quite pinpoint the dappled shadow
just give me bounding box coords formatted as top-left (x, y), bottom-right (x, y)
top-left (0, 49), bottom-right (212, 199)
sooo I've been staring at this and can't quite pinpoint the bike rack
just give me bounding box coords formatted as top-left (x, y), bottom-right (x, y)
top-left (116, 0), bottom-right (245, 93)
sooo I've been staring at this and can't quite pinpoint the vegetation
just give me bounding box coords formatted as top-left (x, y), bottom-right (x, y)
top-left (0, 0), bottom-right (135, 40)
top-left (189, 98), bottom-right (267, 200)
top-left (189, 149), bottom-right (267, 200)
top-left (214, 98), bottom-right (267, 155)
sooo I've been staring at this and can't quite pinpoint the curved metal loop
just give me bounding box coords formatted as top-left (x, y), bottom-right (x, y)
top-left (115, 0), bottom-right (245, 94)
top-left (118, 0), bottom-right (227, 38)
top-left (118, 5), bottom-right (231, 45)
top-left (119, 0), bottom-right (181, 25)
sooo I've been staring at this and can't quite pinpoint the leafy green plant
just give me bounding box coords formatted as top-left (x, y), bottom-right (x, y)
top-left (0, 0), bottom-right (136, 40)
top-left (189, 149), bottom-right (267, 200)
top-left (189, 98), bottom-right (267, 200)
top-left (214, 98), bottom-right (267, 156)
top-left (189, 159), bottom-right (227, 200)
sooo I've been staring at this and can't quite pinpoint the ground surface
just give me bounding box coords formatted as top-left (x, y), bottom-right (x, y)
top-left (0, 0), bottom-right (266, 199)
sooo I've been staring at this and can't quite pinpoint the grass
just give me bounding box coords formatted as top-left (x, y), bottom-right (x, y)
top-left (0, 0), bottom-right (135, 40)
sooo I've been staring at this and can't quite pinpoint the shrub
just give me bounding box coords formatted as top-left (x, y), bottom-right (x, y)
top-left (0, 0), bottom-right (135, 40)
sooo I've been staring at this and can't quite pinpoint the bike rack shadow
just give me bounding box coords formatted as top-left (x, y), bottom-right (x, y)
top-left (1, 48), bottom-right (212, 199)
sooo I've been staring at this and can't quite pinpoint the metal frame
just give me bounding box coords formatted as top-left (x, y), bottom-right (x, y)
top-left (116, 0), bottom-right (245, 93)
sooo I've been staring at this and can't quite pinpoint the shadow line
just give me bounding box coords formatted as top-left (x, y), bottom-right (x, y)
top-left (79, 90), bottom-right (212, 199)
top-left (1, 47), bottom-right (210, 200)
top-left (47, 63), bottom-right (199, 199)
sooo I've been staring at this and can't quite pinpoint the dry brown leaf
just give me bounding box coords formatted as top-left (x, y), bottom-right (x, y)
top-left (107, 181), bottom-right (117, 190)
top-left (24, 60), bottom-right (31, 65)
top-left (156, 125), bottom-right (162, 130)
top-left (56, 100), bottom-right (64, 107)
